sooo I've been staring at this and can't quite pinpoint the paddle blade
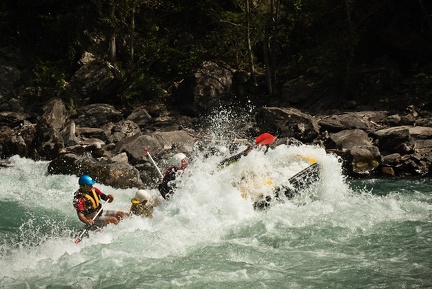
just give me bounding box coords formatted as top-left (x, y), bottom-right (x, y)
top-left (74, 228), bottom-right (88, 244)
top-left (256, 133), bottom-right (277, 145)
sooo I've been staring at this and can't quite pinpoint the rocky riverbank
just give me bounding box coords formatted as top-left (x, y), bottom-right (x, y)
top-left (1, 96), bottom-right (431, 190)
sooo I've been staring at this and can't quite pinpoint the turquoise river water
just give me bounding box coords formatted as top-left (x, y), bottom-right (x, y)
top-left (1, 143), bottom-right (431, 288)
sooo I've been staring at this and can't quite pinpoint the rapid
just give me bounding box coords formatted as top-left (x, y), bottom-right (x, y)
top-left (1, 111), bottom-right (431, 288)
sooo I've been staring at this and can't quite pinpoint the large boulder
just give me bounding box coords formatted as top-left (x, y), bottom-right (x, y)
top-left (73, 103), bottom-right (123, 128)
top-left (172, 61), bottom-right (233, 115)
top-left (32, 98), bottom-right (69, 160)
top-left (0, 111), bottom-right (29, 127)
top-left (326, 129), bottom-right (380, 176)
top-left (108, 120), bottom-right (141, 144)
top-left (372, 126), bottom-right (432, 176)
top-left (0, 121), bottom-right (36, 158)
top-left (117, 130), bottom-right (196, 163)
top-left (0, 111), bottom-right (37, 158)
top-left (372, 126), bottom-right (415, 154)
top-left (126, 106), bottom-right (152, 128)
top-left (328, 129), bottom-right (372, 150)
top-left (71, 60), bottom-right (115, 97)
top-left (318, 111), bottom-right (387, 133)
top-left (115, 130), bottom-right (197, 186)
top-left (48, 153), bottom-right (144, 189)
top-left (256, 107), bottom-right (320, 142)
top-left (41, 98), bottom-right (69, 130)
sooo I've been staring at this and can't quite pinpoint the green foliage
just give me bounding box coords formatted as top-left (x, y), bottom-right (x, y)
top-left (413, 68), bottom-right (432, 102)
top-left (204, 28), bottom-right (248, 69)
top-left (33, 61), bottom-right (68, 101)
top-left (121, 73), bottom-right (165, 105)
top-left (202, 3), bottom-right (268, 70)
top-left (3, 0), bottom-right (432, 108)
top-left (31, 60), bottom-right (79, 110)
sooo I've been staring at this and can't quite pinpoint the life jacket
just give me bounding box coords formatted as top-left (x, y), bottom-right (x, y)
top-left (73, 188), bottom-right (101, 218)
top-left (130, 198), bottom-right (153, 218)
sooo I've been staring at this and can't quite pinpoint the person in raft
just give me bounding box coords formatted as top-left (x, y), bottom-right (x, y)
top-left (130, 189), bottom-right (155, 218)
top-left (73, 174), bottom-right (126, 228)
top-left (158, 153), bottom-right (188, 200)
top-left (218, 133), bottom-right (277, 168)
top-left (218, 144), bottom-right (253, 168)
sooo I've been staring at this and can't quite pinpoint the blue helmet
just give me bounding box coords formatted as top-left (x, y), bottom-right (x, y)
top-left (78, 175), bottom-right (95, 186)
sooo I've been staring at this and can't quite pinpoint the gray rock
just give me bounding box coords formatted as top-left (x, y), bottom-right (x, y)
top-left (256, 107), bottom-right (320, 142)
top-left (48, 153), bottom-right (144, 189)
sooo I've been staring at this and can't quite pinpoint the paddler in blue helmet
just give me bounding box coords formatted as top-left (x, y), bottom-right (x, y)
top-left (158, 153), bottom-right (188, 200)
top-left (73, 174), bottom-right (126, 228)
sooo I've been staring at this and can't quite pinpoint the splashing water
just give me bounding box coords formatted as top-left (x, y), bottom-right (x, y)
top-left (1, 109), bottom-right (432, 288)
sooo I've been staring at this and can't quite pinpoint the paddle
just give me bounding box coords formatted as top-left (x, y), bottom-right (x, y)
top-left (144, 148), bottom-right (164, 179)
top-left (219, 132), bottom-right (277, 167)
top-left (74, 200), bottom-right (109, 244)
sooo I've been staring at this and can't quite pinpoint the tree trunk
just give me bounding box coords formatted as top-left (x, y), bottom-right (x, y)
top-left (342, 0), bottom-right (355, 101)
top-left (263, 0), bottom-right (278, 97)
top-left (269, 0), bottom-right (279, 95)
top-left (263, 28), bottom-right (272, 97)
top-left (417, 0), bottom-right (432, 35)
top-left (109, 3), bottom-right (117, 64)
top-left (245, 0), bottom-right (257, 85)
top-left (130, 6), bottom-right (135, 66)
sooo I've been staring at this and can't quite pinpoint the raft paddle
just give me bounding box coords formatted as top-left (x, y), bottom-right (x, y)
top-left (219, 132), bottom-right (277, 168)
top-left (144, 148), bottom-right (164, 179)
top-left (74, 200), bottom-right (109, 244)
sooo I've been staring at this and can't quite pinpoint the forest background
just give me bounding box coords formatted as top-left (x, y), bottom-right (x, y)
top-left (1, 0), bottom-right (431, 113)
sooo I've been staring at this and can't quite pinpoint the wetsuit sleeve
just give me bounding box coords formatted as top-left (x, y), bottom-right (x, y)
top-left (219, 146), bottom-right (252, 168)
top-left (158, 168), bottom-right (177, 199)
top-left (164, 169), bottom-right (177, 183)
top-left (73, 197), bottom-right (85, 213)
top-left (94, 187), bottom-right (108, 201)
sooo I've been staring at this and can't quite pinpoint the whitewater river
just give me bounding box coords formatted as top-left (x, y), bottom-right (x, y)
top-left (1, 143), bottom-right (431, 288)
